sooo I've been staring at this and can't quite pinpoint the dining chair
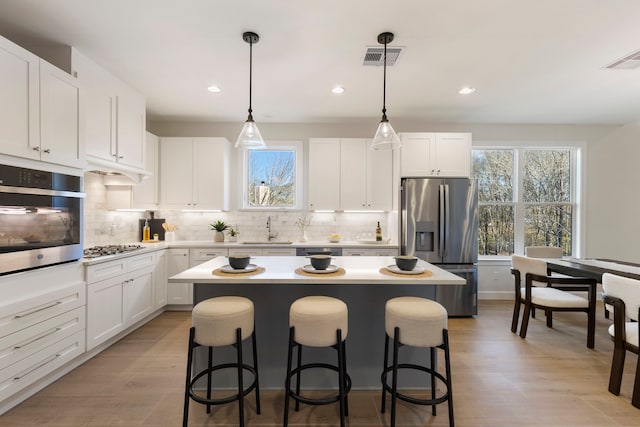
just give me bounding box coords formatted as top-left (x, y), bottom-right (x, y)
top-left (511, 255), bottom-right (598, 348)
top-left (524, 246), bottom-right (563, 259)
top-left (602, 273), bottom-right (640, 408)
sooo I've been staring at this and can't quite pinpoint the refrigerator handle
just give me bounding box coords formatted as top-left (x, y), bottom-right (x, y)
top-left (439, 184), bottom-right (445, 256)
top-left (444, 184), bottom-right (450, 257)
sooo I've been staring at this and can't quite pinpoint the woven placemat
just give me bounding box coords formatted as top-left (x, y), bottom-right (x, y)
top-left (212, 266), bottom-right (265, 277)
top-left (379, 267), bottom-right (433, 278)
top-left (295, 267), bottom-right (346, 277)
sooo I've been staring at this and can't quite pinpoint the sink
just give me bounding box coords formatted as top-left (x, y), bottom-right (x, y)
top-left (241, 241), bottom-right (293, 245)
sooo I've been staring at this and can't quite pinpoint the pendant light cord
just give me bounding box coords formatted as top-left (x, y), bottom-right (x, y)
top-left (381, 38), bottom-right (388, 120)
top-left (248, 39), bottom-right (254, 120)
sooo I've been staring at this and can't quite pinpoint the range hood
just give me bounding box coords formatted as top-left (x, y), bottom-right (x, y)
top-left (85, 156), bottom-right (151, 185)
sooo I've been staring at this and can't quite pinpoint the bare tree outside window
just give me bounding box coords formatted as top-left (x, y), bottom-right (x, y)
top-left (472, 148), bottom-right (574, 256)
top-left (248, 150), bottom-right (295, 207)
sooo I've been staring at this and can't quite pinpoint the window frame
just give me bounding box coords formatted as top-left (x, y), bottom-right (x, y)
top-left (238, 140), bottom-right (304, 211)
top-left (473, 142), bottom-right (584, 258)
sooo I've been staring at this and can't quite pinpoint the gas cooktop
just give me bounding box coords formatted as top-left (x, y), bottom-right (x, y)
top-left (83, 244), bottom-right (144, 259)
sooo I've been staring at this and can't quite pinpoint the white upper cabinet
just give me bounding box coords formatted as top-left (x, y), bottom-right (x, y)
top-left (72, 49), bottom-right (146, 172)
top-left (131, 132), bottom-right (159, 209)
top-left (309, 138), bottom-right (392, 211)
top-left (400, 132), bottom-right (471, 178)
top-left (160, 137), bottom-right (230, 211)
top-left (308, 138), bottom-right (341, 210)
top-left (0, 36), bottom-right (82, 168)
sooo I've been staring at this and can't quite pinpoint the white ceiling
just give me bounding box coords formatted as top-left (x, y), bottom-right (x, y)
top-left (2, 0), bottom-right (640, 126)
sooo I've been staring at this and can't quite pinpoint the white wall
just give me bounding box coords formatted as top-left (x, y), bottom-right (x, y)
top-left (586, 121), bottom-right (640, 262)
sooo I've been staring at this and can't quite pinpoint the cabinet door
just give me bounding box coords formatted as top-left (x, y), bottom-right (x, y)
top-left (433, 133), bottom-right (472, 177)
top-left (87, 276), bottom-right (125, 350)
top-left (124, 266), bottom-right (154, 325)
top-left (160, 138), bottom-right (194, 209)
top-left (115, 86), bottom-right (145, 169)
top-left (39, 60), bottom-right (82, 167)
top-left (308, 139), bottom-right (340, 210)
top-left (132, 132), bottom-right (159, 209)
top-left (400, 133), bottom-right (435, 177)
top-left (366, 139), bottom-right (393, 210)
top-left (192, 138), bottom-right (229, 210)
top-left (167, 248), bottom-right (190, 305)
top-left (340, 139), bottom-right (368, 210)
top-left (73, 50), bottom-right (116, 162)
top-left (0, 36), bottom-right (39, 160)
top-left (154, 250), bottom-right (167, 309)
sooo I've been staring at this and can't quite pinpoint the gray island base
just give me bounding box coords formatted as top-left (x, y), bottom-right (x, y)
top-left (170, 256), bottom-right (465, 389)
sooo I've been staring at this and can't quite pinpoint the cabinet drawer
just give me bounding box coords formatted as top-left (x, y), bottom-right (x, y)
top-left (0, 283), bottom-right (85, 340)
top-left (86, 259), bottom-right (127, 284)
top-left (189, 248), bottom-right (226, 266)
top-left (0, 330), bottom-right (85, 402)
top-left (127, 251), bottom-right (156, 272)
top-left (262, 248), bottom-right (296, 256)
top-left (0, 306), bottom-right (85, 371)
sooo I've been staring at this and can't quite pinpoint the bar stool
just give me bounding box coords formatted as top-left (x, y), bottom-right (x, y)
top-left (183, 296), bottom-right (260, 427)
top-left (381, 296), bottom-right (454, 427)
top-left (283, 296), bottom-right (351, 427)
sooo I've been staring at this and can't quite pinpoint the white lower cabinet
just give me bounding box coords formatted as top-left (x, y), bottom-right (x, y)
top-left (154, 249), bottom-right (167, 309)
top-left (0, 262), bottom-right (85, 403)
top-left (86, 251), bottom-right (157, 350)
top-left (167, 248), bottom-right (191, 306)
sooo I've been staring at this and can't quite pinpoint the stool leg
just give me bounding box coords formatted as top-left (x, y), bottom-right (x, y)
top-left (206, 346), bottom-right (213, 414)
top-left (381, 333), bottom-right (389, 413)
top-left (294, 341), bottom-right (302, 412)
top-left (183, 327), bottom-right (195, 427)
top-left (341, 337), bottom-right (349, 417)
top-left (430, 346), bottom-right (436, 416)
top-left (390, 326), bottom-right (400, 427)
top-left (252, 326), bottom-right (261, 414)
top-left (337, 329), bottom-right (346, 427)
top-left (236, 328), bottom-right (245, 427)
top-left (283, 326), bottom-right (294, 427)
top-left (443, 329), bottom-right (454, 427)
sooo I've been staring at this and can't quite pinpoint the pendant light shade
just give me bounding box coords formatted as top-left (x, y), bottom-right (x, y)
top-left (236, 31), bottom-right (266, 149)
top-left (371, 32), bottom-right (401, 151)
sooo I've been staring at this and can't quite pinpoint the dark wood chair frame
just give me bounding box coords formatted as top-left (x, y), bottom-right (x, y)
top-left (602, 294), bottom-right (640, 408)
top-left (511, 268), bottom-right (597, 349)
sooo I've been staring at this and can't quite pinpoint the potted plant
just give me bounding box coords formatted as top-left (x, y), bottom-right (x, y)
top-left (227, 227), bottom-right (239, 242)
top-left (210, 220), bottom-right (229, 242)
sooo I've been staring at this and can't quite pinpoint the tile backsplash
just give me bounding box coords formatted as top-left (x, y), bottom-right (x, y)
top-left (84, 173), bottom-right (396, 246)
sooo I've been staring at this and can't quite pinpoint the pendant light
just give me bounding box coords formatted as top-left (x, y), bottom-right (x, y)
top-left (235, 31), bottom-right (266, 149)
top-left (371, 32), bottom-right (401, 151)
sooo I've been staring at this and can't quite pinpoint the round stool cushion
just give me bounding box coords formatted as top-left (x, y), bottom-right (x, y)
top-left (385, 297), bottom-right (447, 348)
top-left (290, 296), bottom-right (348, 347)
top-left (192, 296), bottom-right (254, 347)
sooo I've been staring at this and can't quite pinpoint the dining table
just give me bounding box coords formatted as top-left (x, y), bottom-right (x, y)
top-left (545, 258), bottom-right (640, 282)
top-left (169, 255), bottom-right (465, 389)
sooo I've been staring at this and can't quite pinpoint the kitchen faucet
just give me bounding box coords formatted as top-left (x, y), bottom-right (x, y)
top-left (267, 216), bottom-right (278, 241)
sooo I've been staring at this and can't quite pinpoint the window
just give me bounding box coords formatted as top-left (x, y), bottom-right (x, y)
top-left (472, 147), bottom-right (576, 256)
top-left (241, 141), bottom-right (303, 209)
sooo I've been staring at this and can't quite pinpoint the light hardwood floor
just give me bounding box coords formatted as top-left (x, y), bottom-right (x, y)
top-left (2, 301), bottom-right (639, 426)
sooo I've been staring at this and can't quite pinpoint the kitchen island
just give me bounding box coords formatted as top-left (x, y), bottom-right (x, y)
top-left (170, 256), bottom-right (465, 388)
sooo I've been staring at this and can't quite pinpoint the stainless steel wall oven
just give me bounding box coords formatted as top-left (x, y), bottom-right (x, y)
top-left (0, 164), bottom-right (84, 275)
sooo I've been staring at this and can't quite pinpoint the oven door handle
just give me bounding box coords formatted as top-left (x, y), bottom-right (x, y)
top-left (0, 185), bottom-right (86, 198)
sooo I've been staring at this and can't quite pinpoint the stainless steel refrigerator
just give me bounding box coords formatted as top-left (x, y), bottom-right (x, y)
top-left (400, 178), bottom-right (478, 316)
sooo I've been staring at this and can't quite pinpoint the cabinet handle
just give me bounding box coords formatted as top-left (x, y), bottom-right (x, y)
top-left (32, 146), bottom-right (41, 152)
top-left (118, 155), bottom-right (124, 159)
top-left (43, 149), bottom-right (51, 154)
top-left (437, 169), bottom-right (441, 174)
top-left (14, 301), bottom-right (62, 319)
top-left (14, 327), bottom-right (62, 349)
top-left (14, 354), bottom-right (59, 380)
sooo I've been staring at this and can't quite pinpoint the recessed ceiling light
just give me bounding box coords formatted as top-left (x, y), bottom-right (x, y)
top-left (207, 85), bottom-right (221, 93)
top-left (458, 86), bottom-right (475, 95)
top-left (332, 86), bottom-right (345, 94)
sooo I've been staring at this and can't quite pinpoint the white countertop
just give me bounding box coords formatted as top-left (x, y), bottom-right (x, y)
top-left (168, 240), bottom-right (398, 249)
top-left (169, 256), bottom-right (465, 285)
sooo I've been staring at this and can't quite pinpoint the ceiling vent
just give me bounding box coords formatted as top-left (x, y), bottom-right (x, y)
top-left (605, 49), bottom-right (640, 70)
top-left (363, 47), bottom-right (403, 66)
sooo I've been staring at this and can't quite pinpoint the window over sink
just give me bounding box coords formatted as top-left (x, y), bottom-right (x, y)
top-left (240, 141), bottom-right (303, 209)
